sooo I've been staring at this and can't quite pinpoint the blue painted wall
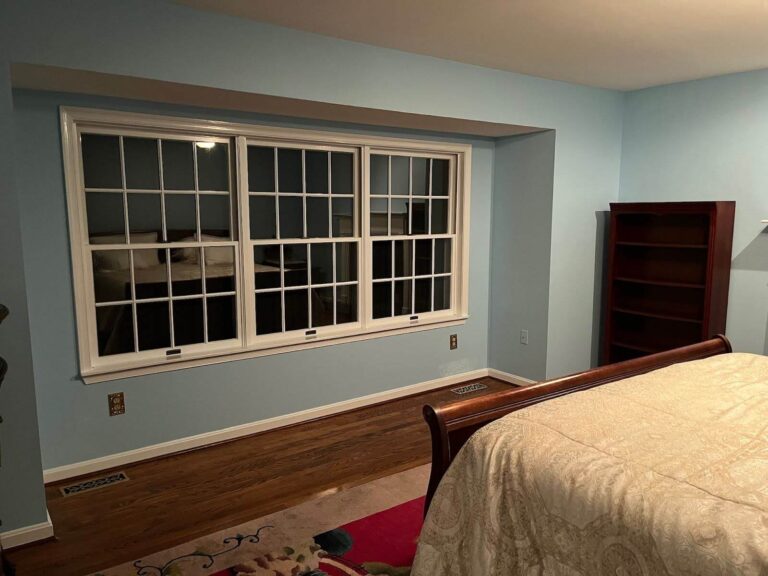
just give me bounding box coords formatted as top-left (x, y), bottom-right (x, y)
top-left (621, 69), bottom-right (768, 355)
top-left (1, 0), bottom-right (626, 532)
top-left (12, 90), bottom-right (494, 469)
top-left (0, 64), bottom-right (48, 532)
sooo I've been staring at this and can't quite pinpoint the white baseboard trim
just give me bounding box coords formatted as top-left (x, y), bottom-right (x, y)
top-left (0, 510), bottom-right (53, 549)
top-left (487, 368), bottom-right (537, 387)
top-left (45, 367), bottom-right (506, 484)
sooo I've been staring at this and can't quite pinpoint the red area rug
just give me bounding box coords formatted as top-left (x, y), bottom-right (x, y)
top-left (211, 496), bottom-right (424, 576)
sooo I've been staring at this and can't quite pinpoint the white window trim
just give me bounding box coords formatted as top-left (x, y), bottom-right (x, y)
top-left (61, 107), bottom-right (472, 384)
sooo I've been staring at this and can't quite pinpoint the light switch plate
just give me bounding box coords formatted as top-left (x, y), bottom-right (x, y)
top-left (108, 392), bottom-right (125, 416)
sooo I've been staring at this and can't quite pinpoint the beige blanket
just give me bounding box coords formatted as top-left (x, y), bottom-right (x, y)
top-left (413, 353), bottom-right (768, 575)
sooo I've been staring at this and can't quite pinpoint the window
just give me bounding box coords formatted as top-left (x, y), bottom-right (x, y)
top-left (62, 109), bottom-right (471, 382)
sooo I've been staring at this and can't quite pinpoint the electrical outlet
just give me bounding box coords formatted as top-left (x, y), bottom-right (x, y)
top-left (108, 392), bottom-right (125, 416)
top-left (450, 334), bottom-right (458, 350)
top-left (520, 329), bottom-right (529, 345)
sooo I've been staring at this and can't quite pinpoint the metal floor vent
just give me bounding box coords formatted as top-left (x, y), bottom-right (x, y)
top-left (450, 382), bottom-right (488, 395)
top-left (60, 471), bottom-right (129, 496)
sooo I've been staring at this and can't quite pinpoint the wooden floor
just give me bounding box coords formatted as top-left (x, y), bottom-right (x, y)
top-left (7, 377), bottom-right (513, 576)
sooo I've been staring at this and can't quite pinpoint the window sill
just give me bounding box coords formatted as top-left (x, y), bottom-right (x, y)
top-left (81, 314), bottom-right (469, 384)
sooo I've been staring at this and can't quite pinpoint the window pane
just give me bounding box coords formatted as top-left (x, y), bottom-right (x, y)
top-left (86, 192), bottom-right (125, 241)
top-left (253, 244), bottom-right (282, 290)
top-left (336, 285), bottom-right (358, 324)
top-left (372, 241), bottom-right (391, 280)
top-left (415, 239), bottom-right (432, 276)
top-left (415, 278), bottom-right (432, 313)
top-left (306, 151), bottom-right (328, 194)
top-left (197, 142), bottom-right (229, 191)
top-left (284, 244), bottom-right (308, 287)
top-left (394, 279), bottom-right (413, 316)
top-left (82, 134), bottom-right (122, 189)
top-left (137, 301), bottom-right (170, 351)
top-left (173, 298), bottom-right (205, 345)
top-left (285, 289), bottom-right (309, 331)
top-left (411, 199), bottom-right (428, 234)
top-left (372, 282), bottom-right (392, 319)
top-left (390, 198), bottom-right (408, 235)
top-left (92, 250), bottom-right (130, 278)
top-left (132, 249), bottom-right (166, 299)
top-left (412, 157), bottom-right (429, 196)
top-left (432, 158), bottom-right (450, 196)
top-left (128, 193), bottom-right (162, 238)
top-left (256, 292), bottom-right (282, 335)
top-left (124, 137), bottom-right (159, 190)
top-left (171, 251), bottom-right (202, 296)
top-left (307, 197), bottom-right (329, 237)
top-left (207, 295), bottom-right (237, 341)
top-left (278, 148), bottom-right (302, 193)
top-left (92, 250), bottom-right (131, 301)
top-left (311, 243), bottom-right (333, 285)
top-left (336, 243), bottom-right (357, 282)
top-left (204, 246), bottom-right (235, 293)
top-left (394, 240), bottom-right (412, 278)
top-left (431, 199), bottom-right (449, 234)
top-left (391, 156), bottom-right (409, 196)
top-left (199, 194), bottom-right (231, 239)
top-left (96, 304), bottom-right (134, 355)
top-left (370, 154), bottom-right (388, 196)
top-left (279, 196), bottom-right (304, 238)
top-left (370, 198), bottom-right (388, 236)
top-left (435, 239), bottom-right (452, 274)
top-left (332, 198), bottom-right (354, 237)
top-left (311, 286), bottom-right (334, 328)
top-left (165, 194), bottom-right (197, 241)
top-left (248, 146), bottom-right (275, 192)
top-left (162, 140), bottom-right (195, 190)
top-left (249, 196), bottom-right (277, 240)
top-left (434, 276), bottom-right (450, 311)
top-left (331, 152), bottom-right (353, 195)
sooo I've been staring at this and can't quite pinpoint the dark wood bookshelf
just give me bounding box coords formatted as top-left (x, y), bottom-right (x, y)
top-left (602, 201), bottom-right (735, 365)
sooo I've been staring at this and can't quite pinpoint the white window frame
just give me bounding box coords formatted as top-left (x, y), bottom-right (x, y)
top-left (61, 107), bottom-right (472, 383)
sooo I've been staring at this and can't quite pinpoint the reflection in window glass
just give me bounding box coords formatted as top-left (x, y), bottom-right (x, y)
top-left (199, 194), bottom-right (231, 239)
top-left (372, 282), bottom-right (392, 319)
top-left (372, 241), bottom-right (391, 280)
top-left (256, 292), bottom-right (282, 335)
top-left (434, 276), bottom-right (450, 311)
top-left (394, 279), bottom-right (412, 317)
top-left (390, 198), bottom-right (408, 235)
top-left (435, 239), bottom-right (451, 274)
top-left (96, 304), bottom-right (134, 355)
top-left (306, 151), bottom-right (329, 194)
top-left (82, 134), bottom-right (122, 189)
top-left (307, 196), bottom-right (329, 238)
top-left (336, 285), bottom-right (358, 324)
top-left (165, 194), bottom-right (197, 241)
top-left (278, 148), bottom-right (302, 193)
top-left (431, 199), bottom-right (448, 234)
top-left (332, 198), bottom-right (354, 237)
top-left (412, 157), bottom-right (429, 196)
top-left (253, 245), bottom-right (281, 290)
top-left (207, 295), bottom-right (237, 341)
top-left (87, 192), bottom-right (126, 241)
top-left (284, 244), bottom-right (308, 287)
top-left (162, 140), bottom-right (195, 190)
top-left (432, 158), bottom-right (450, 196)
top-left (415, 278), bottom-right (432, 313)
top-left (279, 196), bottom-right (304, 238)
top-left (370, 155), bottom-right (388, 196)
top-left (128, 193), bottom-right (162, 238)
top-left (171, 249), bottom-right (202, 296)
top-left (124, 137), bottom-right (159, 190)
top-left (249, 196), bottom-right (277, 240)
top-left (331, 152), bottom-right (353, 195)
top-left (197, 143), bottom-right (229, 191)
top-left (92, 250), bottom-right (131, 301)
top-left (391, 156), bottom-right (409, 196)
top-left (137, 301), bottom-right (170, 351)
top-left (415, 240), bottom-right (432, 276)
top-left (411, 199), bottom-right (428, 235)
top-left (248, 146), bottom-right (275, 192)
top-left (311, 243), bottom-right (333, 284)
top-left (311, 286), bottom-right (334, 327)
top-left (394, 240), bottom-right (412, 278)
top-left (370, 198), bottom-right (388, 236)
top-left (173, 299), bottom-right (205, 345)
top-left (284, 289), bottom-right (309, 331)
top-left (336, 243), bottom-right (357, 282)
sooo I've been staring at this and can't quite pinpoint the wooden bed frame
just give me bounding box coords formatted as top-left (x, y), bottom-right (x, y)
top-left (423, 335), bottom-right (733, 512)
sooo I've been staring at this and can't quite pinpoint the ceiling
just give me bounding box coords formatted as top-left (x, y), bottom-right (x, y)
top-left (178, 0), bottom-right (768, 91)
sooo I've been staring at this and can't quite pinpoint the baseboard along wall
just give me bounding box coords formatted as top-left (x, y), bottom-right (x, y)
top-left (0, 511), bottom-right (54, 550)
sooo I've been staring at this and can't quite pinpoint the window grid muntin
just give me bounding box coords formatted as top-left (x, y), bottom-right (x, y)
top-left (247, 141), bottom-right (360, 338)
top-left (81, 131), bottom-right (239, 356)
top-left (367, 150), bottom-right (456, 321)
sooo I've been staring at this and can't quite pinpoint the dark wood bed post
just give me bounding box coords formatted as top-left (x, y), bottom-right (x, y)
top-left (423, 336), bottom-right (732, 514)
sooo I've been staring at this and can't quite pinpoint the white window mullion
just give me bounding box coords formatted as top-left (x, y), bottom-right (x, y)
top-left (237, 137), bottom-right (255, 346)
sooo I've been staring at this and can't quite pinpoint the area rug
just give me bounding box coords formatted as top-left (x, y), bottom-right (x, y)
top-left (92, 465), bottom-right (429, 576)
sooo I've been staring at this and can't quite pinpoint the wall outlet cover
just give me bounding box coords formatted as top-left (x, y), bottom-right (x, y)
top-left (108, 392), bottom-right (125, 416)
top-left (450, 334), bottom-right (458, 350)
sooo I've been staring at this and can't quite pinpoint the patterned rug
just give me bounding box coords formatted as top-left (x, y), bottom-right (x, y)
top-left (92, 465), bottom-right (429, 576)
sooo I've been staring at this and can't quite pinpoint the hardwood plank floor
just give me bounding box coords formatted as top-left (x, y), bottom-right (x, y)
top-left (7, 377), bottom-right (514, 576)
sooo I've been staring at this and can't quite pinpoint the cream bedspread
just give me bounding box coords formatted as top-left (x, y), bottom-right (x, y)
top-left (413, 353), bottom-right (768, 575)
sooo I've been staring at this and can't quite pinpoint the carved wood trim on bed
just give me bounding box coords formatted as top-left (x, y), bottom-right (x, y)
top-left (423, 335), bottom-right (733, 514)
